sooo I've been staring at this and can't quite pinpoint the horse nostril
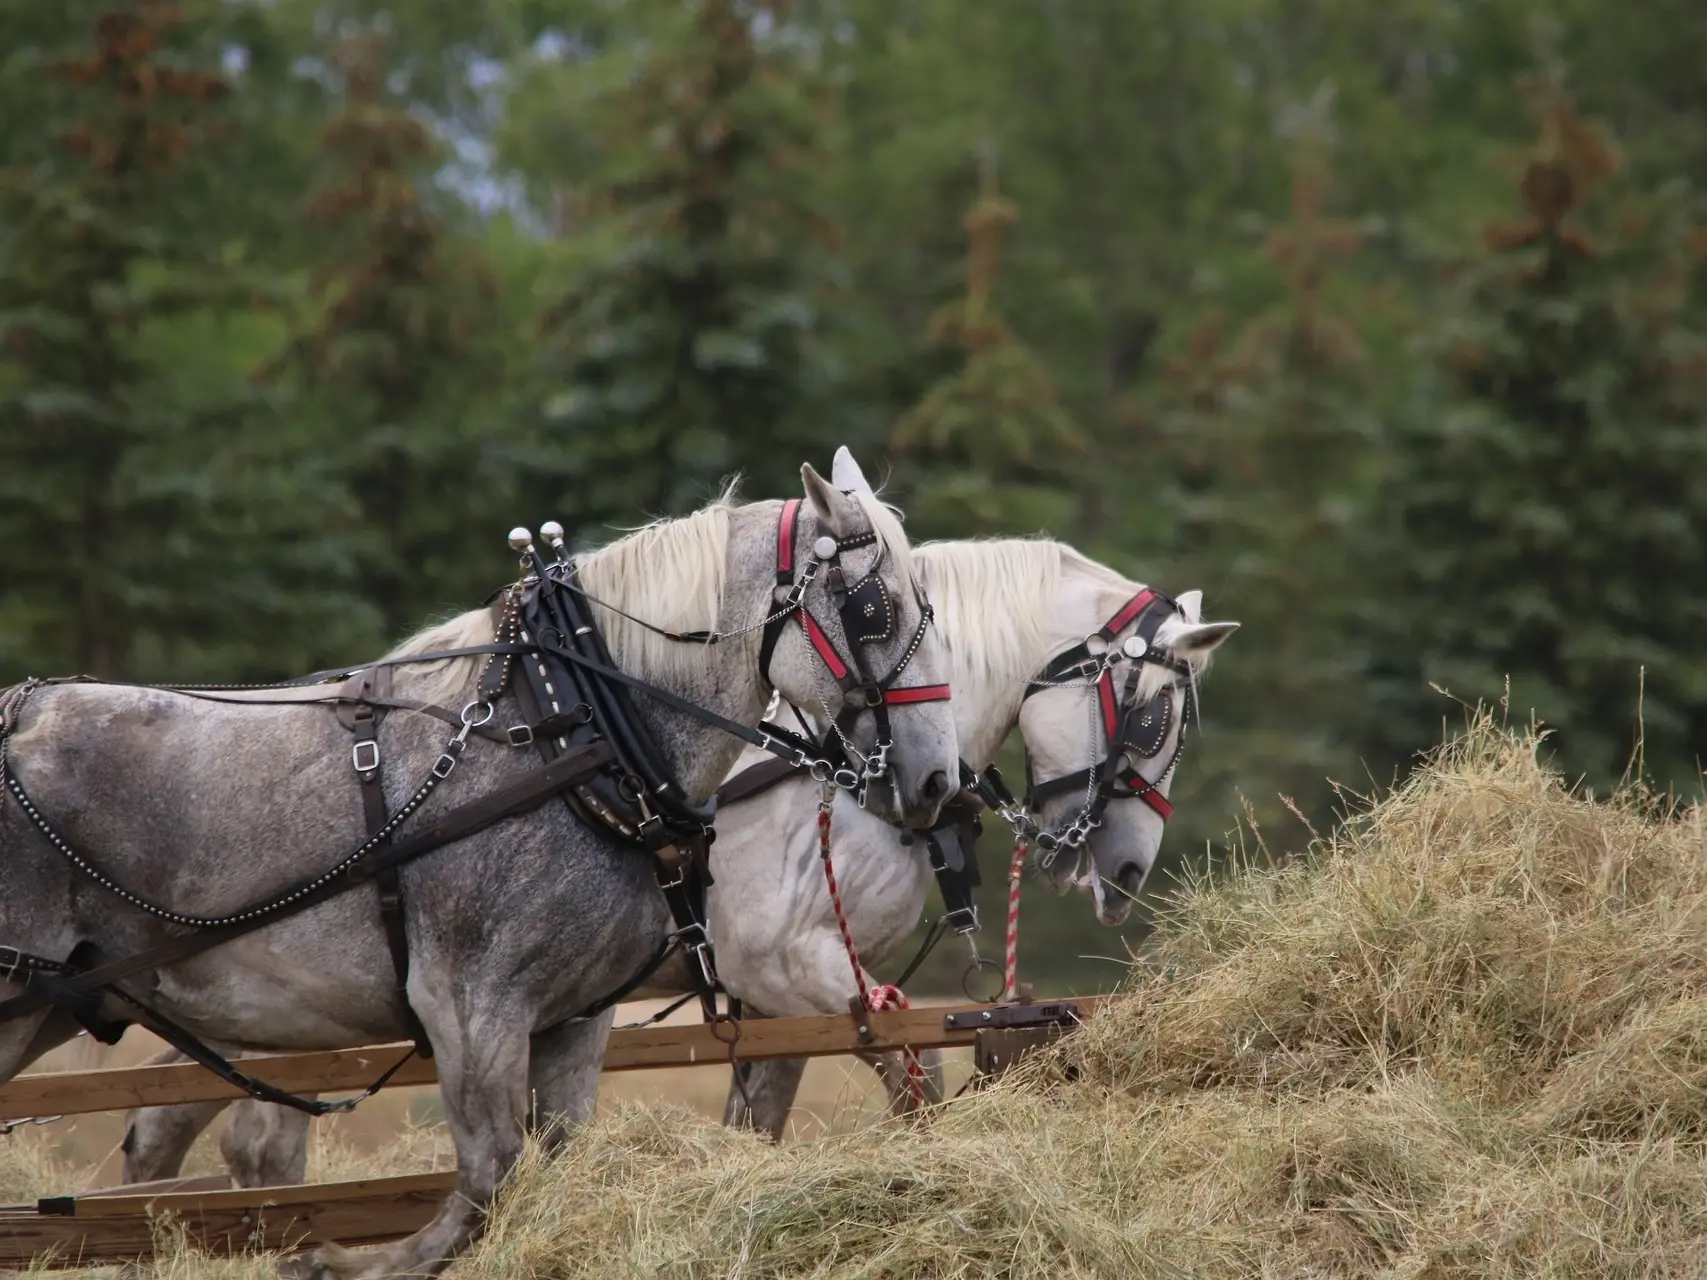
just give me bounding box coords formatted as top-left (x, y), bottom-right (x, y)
top-left (921, 770), bottom-right (950, 804)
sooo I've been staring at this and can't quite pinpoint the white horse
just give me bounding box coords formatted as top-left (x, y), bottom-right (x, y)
top-left (122, 531), bottom-right (1236, 1174)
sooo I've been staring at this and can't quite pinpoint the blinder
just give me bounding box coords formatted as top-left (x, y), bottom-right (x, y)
top-left (1118, 686), bottom-right (1173, 760)
top-left (836, 571), bottom-right (897, 647)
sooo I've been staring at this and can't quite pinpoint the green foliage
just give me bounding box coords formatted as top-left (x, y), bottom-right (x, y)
top-left (2, 0), bottom-right (1706, 991)
top-left (1365, 78), bottom-right (1707, 794)
top-left (0, 1), bottom-right (364, 680)
top-left (1135, 120), bottom-right (1386, 852)
top-left (889, 158), bottom-right (1086, 538)
top-left (259, 29), bottom-right (507, 642)
top-left (505, 0), bottom-right (850, 536)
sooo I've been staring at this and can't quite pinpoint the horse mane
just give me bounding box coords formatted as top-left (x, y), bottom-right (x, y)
top-left (381, 482), bottom-right (918, 708)
top-left (913, 539), bottom-right (1217, 709)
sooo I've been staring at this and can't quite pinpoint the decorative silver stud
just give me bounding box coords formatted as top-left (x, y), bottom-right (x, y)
top-left (813, 535), bottom-right (839, 560)
top-left (1122, 636), bottom-right (1148, 659)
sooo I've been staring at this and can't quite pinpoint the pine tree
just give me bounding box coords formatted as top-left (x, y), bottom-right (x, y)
top-left (889, 151), bottom-right (1086, 539)
top-left (0, 1), bottom-right (365, 682)
top-left (512, 0), bottom-right (847, 538)
top-left (259, 29), bottom-right (503, 641)
top-left (1132, 113), bottom-right (1380, 847)
top-left (1366, 75), bottom-right (1707, 793)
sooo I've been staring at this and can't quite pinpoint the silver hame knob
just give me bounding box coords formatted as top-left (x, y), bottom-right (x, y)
top-left (507, 527), bottom-right (534, 552)
top-left (540, 520), bottom-right (566, 547)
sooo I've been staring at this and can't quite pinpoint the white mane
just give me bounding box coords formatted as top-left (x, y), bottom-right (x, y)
top-left (380, 483), bottom-right (918, 709)
top-left (913, 539), bottom-right (1215, 710)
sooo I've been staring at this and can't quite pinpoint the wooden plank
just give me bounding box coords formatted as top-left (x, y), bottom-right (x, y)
top-left (0, 996), bottom-right (1108, 1120)
top-left (0, 1174), bottom-right (454, 1268)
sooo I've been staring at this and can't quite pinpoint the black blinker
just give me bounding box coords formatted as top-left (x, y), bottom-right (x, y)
top-left (840, 573), bottom-right (895, 645)
top-left (1120, 690), bottom-right (1173, 759)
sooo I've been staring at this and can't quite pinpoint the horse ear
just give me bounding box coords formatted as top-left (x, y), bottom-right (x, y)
top-left (1176, 589), bottom-right (1204, 622)
top-left (831, 446), bottom-right (874, 495)
top-left (802, 462), bottom-right (852, 536)
top-left (1168, 620), bottom-right (1239, 662)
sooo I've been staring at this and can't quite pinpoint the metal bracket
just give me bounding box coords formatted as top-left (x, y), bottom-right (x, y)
top-left (942, 999), bottom-right (1082, 1032)
top-left (848, 995), bottom-right (874, 1044)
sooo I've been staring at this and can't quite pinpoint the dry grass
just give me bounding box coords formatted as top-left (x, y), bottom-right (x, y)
top-left (14, 714), bottom-right (1707, 1277)
top-left (458, 715), bottom-right (1707, 1278)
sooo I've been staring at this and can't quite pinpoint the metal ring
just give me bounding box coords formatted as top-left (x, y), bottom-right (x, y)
top-left (962, 957), bottom-right (1005, 1004)
top-left (616, 774), bottom-right (646, 803)
top-left (460, 700), bottom-right (496, 728)
top-left (1082, 633), bottom-right (1109, 657)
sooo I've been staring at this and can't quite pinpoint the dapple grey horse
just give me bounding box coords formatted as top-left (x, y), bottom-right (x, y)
top-left (0, 455), bottom-right (958, 1280)
top-left (123, 535), bottom-right (1235, 1175)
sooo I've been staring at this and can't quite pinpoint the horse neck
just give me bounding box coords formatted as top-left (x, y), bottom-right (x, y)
top-left (614, 504), bottom-right (777, 806)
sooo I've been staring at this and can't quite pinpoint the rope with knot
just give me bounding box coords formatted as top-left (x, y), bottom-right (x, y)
top-left (817, 788), bottom-right (928, 1109)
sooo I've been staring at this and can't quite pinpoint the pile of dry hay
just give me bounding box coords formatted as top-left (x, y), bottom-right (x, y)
top-left (467, 717), bottom-right (1707, 1279)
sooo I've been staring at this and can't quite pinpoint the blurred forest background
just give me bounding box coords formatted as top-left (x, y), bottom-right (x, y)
top-left (3, 0), bottom-right (1706, 993)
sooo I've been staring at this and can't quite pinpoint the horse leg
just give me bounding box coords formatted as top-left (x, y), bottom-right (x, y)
top-left (722, 1053), bottom-right (808, 1140)
top-left (0, 1007), bottom-right (79, 1081)
top-left (221, 1098), bottom-right (312, 1187)
top-left (856, 1046), bottom-right (945, 1114)
top-left (122, 1047), bottom-right (230, 1183)
top-left (279, 995), bottom-right (530, 1280)
top-left (525, 1009), bottom-right (613, 1147)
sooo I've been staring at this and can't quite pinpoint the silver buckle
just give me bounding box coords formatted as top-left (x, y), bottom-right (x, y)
top-left (506, 724), bottom-right (535, 747)
top-left (351, 741), bottom-right (380, 774)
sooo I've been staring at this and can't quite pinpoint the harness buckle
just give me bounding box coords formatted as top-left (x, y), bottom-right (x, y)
top-left (351, 740), bottom-right (381, 774)
top-left (506, 724), bottom-right (535, 747)
top-left (431, 750), bottom-right (460, 779)
top-left (0, 946), bottom-right (23, 982)
top-left (690, 941), bottom-right (717, 990)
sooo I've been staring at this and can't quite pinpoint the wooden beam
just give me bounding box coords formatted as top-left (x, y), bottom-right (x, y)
top-left (0, 1174), bottom-right (454, 1268)
top-left (0, 997), bottom-right (1105, 1121)
top-left (0, 997), bottom-right (1111, 1271)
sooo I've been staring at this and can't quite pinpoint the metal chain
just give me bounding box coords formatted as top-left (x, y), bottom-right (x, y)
top-left (0, 682), bottom-right (485, 930)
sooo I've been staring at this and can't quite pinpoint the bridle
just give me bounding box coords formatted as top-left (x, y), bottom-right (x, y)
top-left (756, 497), bottom-right (950, 806)
top-left (999, 588), bottom-right (1193, 867)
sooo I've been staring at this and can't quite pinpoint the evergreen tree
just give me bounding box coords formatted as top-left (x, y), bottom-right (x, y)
top-left (0, 1), bottom-right (364, 682)
top-left (1132, 113), bottom-right (1381, 851)
top-left (1366, 76), bottom-right (1707, 794)
top-left (507, 0), bottom-right (847, 537)
top-left (889, 152), bottom-right (1086, 539)
top-left (259, 30), bottom-right (505, 641)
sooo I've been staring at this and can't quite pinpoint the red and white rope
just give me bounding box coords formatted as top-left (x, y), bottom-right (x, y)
top-left (817, 799), bottom-right (928, 1108)
top-left (1002, 836), bottom-right (1028, 1001)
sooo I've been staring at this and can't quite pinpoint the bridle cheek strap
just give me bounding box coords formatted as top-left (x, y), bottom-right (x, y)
top-left (796, 608), bottom-right (851, 683)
